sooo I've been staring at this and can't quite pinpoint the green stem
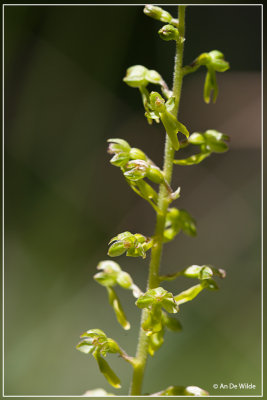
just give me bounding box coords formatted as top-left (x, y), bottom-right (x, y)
top-left (129, 6), bottom-right (186, 396)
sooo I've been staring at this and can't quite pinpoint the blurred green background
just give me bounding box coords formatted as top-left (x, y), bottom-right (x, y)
top-left (4, 5), bottom-right (262, 397)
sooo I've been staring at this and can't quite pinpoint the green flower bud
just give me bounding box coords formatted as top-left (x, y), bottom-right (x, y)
top-left (188, 132), bottom-right (206, 145)
top-left (94, 271), bottom-right (117, 287)
top-left (108, 241), bottom-right (126, 257)
top-left (204, 129), bottom-right (229, 152)
top-left (145, 69), bottom-right (162, 84)
top-left (108, 232), bottom-right (151, 260)
top-left (158, 24), bottom-right (179, 41)
top-left (197, 52), bottom-right (211, 66)
top-left (147, 165), bottom-right (165, 184)
top-left (182, 265), bottom-right (213, 280)
top-left (143, 5), bottom-right (173, 24)
top-left (129, 147), bottom-right (147, 161)
top-left (109, 231), bottom-right (133, 243)
top-left (97, 260), bottom-right (121, 273)
top-left (123, 65), bottom-right (163, 89)
top-left (150, 91), bottom-right (166, 113)
top-left (107, 138), bottom-right (131, 154)
top-left (107, 139), bottom-right (131, 167)
top-left (123, 65), bottom-right (148, 88)
top-left (77, 328), bottom-right (121, 357)
top-left (116, 271), bottom-right (133, 289)
top-left (209, 50), bottom-right (229, 72)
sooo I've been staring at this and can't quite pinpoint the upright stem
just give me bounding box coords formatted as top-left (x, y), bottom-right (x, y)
top-left (130, 6), bottom-right (186, 395)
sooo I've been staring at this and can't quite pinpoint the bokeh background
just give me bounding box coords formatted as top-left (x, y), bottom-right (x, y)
top-left (4, 4), bottom-right (262, 397)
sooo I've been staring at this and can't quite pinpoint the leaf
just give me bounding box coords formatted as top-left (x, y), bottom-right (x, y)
top-left (107, 287), bottom-right (130, 330)
top-left (94, 354), bottom-right (121, 389)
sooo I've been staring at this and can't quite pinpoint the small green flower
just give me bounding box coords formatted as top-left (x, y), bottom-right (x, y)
top-left (108, 231), bottom-right (152, 259)
top-left (158, 24), bottom-right (179, 41)
top-left (143, 5), bottom-right (177, 26)
top-left (136, 287), bottom-right (178, 314)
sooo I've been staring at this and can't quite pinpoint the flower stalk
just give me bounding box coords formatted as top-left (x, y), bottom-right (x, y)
top-left (129, 6), bottom-right (186, 395)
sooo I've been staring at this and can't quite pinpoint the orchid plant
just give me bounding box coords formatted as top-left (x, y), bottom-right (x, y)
top-left (76, 5), bottom-right (229, 396)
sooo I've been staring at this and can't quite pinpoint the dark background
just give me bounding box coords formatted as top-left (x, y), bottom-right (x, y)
top-left (4, 5), bottom-right (262, 396)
